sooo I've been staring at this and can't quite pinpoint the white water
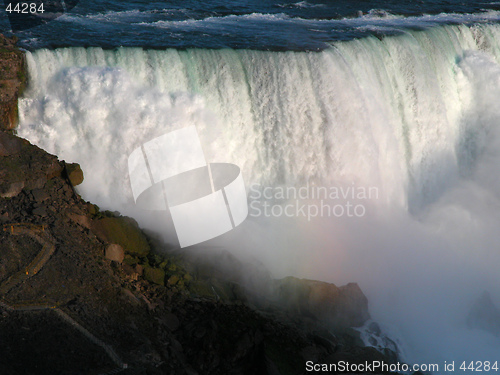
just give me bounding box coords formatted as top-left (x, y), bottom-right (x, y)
top-left (18, 23), bottom-right (500, 369)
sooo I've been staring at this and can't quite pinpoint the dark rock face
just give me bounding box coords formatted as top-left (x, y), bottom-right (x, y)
top-left (467, 291), bottom-right (500, 336)
top-left (273, 277), bottom-right (370, 328)
top-left (0, 35), bottom-right (26, 130)
top-left (0, 309), bottom-right (114, 374)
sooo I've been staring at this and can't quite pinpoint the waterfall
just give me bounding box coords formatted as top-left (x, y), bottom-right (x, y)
top-left (18, 22), bottom-right (500, 368)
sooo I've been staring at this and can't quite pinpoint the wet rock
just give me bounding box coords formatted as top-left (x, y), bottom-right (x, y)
top-left (467, 291), bottom-right (500, 336)
top-left (105, 244), bottom-right (125, 263)
top-left (368, 321), bottom-right (382, 335)
top-left (167, 275), bottom-right (180, 286)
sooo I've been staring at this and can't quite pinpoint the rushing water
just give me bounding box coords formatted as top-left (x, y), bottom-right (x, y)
top-left (1, 0), bottom-right (500, 49)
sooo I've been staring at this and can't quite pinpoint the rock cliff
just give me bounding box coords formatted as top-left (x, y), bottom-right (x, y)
top-left (0, 35), bottom-right (25, 130)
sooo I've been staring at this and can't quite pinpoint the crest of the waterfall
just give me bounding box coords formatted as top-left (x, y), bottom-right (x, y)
top-left (19, 23), bottom-right (500, 216)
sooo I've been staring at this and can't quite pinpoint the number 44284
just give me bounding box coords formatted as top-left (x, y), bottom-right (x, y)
top-left (460, 361), bottom-right (499, 372)
top-left (6, 2), bottom-right (44, 13)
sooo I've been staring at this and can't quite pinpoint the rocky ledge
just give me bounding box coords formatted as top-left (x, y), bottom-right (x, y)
top-left (0, 35), bottom-right (399, 375)
top-left (0, 35), bottom-right (25, 131)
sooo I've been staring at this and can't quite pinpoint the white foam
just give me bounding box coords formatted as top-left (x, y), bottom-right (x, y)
top-left (277, 1), bottom-right (327, 9)
top-left (134, 10), bottom-right (500, 34)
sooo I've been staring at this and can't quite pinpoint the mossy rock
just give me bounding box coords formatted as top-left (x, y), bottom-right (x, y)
top-left (92, 217), bottom-right (150, 257)
top-left (187, 278), bottom-right (235, 300)
top-left (123, 255), bottom-right (140, 266)
top-left (87, 203), bottom-right (98, 217)
top-left (188, 280), bottom-right (216, 299)
top-left (149, 254), bottom-right (163, 267)
top-left (65, 163), bottom-right (84, 186)
top-left (144, 267), bottom-right (165, 286)
top-left (211, 279), bottom-right (236, 301)
top-left (167, 275), bottom-right (179, 286)
top-left (167, 263), bottom-right (178, 272)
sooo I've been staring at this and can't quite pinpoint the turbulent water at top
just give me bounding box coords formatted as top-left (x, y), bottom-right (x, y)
top-left (10, 0), bottom-right (500, 371)
top-left (1, 0), bottom-right (500, 50)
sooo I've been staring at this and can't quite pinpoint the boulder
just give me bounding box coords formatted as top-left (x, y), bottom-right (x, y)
top-left (105, 244), bottom-right (125, 263)
top-left (273, 277), bottom-right (369, 328)
top-left (68, 212), bottom-right (91, 229)
top-left (144, 266), bottom-right (165, 286)
top-left (0, 181), bottom-right (23, 198)
top-left (91, 216), bottom-right (150, 257)
top-left (65, 162), bottom-right (84, 186)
